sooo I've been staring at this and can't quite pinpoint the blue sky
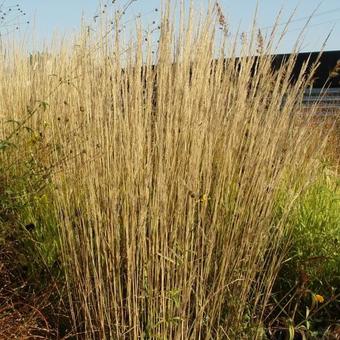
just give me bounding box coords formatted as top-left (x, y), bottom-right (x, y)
top-left (2, 0), bottom-right (340, 53)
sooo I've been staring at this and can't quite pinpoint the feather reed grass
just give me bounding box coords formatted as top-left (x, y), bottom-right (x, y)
top-left (0, 3), bottom-right (332, 339)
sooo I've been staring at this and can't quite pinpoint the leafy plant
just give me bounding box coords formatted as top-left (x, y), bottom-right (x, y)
top-left (268, 166), bottom-right (340, 338)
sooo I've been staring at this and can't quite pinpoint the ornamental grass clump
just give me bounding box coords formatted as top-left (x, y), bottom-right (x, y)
top-left (0, 2), bottom-right (332, 339)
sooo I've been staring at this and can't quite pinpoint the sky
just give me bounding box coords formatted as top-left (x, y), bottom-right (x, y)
top-left (1, 0), bottom-right (340, 53)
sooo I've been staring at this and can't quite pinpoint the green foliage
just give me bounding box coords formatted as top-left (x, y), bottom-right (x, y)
top-left (289, 167), bottom-right (340, 291)
top-left (0, 114), bottom-right (61, 281)
top-left (269, 166), bottom-right (340, 338)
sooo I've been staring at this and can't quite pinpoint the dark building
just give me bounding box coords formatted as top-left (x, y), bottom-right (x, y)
top-left (272, 50), bottom-right (340, 89)
top-left (270, 50), bottom-right (340, 109)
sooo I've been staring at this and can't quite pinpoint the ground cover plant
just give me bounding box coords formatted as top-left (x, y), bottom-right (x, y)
top-left (0, 2), bottom-right (339, 338)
